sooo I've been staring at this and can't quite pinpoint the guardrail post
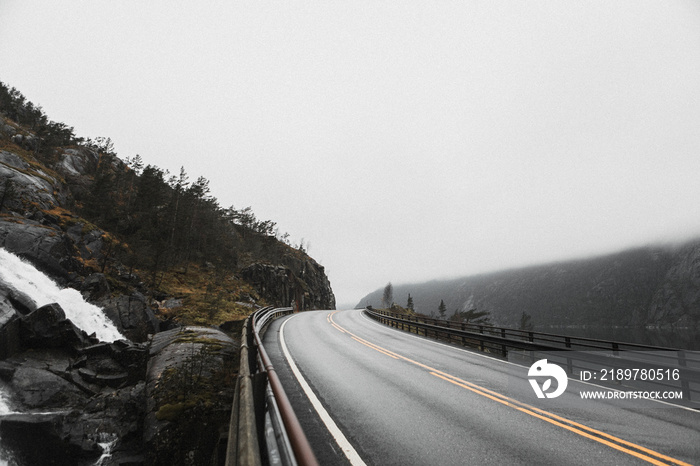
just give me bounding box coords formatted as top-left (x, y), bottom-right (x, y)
top-left (678, 350), bottom-right (691, 401)
top-left (225, 378), bottom-right (242, 466)
top-left (501, 328), bottom-right (507, 357)
top-left (252, 371), bottom-right (269, 461)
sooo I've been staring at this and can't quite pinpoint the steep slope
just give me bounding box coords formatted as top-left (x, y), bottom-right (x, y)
top-left (358, 242), bottom-right (700, 329)
top-left (0, 81), bottom-right (335, 465)
top-left (0, 82), bottom-right (335, 341)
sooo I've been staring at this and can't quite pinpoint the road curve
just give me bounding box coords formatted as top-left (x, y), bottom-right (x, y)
top-left (262, 309), bottom-right (700, 466)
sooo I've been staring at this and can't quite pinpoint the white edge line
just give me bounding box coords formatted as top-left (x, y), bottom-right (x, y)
top-left (279, 315), bottom-right (368, 466)
top-left (358, 310), bottom-right (698, 412)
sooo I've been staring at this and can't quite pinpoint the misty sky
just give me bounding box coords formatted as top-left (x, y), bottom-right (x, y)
top-left (2, 1), bottom-right (700, 308)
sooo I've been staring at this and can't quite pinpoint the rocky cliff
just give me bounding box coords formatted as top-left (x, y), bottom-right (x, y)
top-left (0, 142), bottom-right (159, 341)
top-left (241, 258), bottom-right (335, 311)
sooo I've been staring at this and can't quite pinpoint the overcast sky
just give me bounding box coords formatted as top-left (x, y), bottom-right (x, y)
top-left (2, 1), bottom-right (700, 308)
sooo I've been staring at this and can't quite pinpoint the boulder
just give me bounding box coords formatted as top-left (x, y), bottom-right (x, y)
top-left (143, 327), bottom-right (235, 466)
top-left (10, 365), bottom-right (86, 409)
top-left (4, 288), bottom-right (36, 316)
top-left (76, 340), bottom-right (148, 387)
top-left (81, 273), bottom-right (111, 301)
top-left (99, 292), bottom-right (159, 342)
top-left (0, 413), bottom-right (102, 466)
top-left (19, 303), bottom-right (96, 350)
top-left (55, 147), bottom-right (99, 178)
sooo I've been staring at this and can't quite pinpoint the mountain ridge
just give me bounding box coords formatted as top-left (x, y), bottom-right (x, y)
top-left (358, 241), bottom-right (700, 331)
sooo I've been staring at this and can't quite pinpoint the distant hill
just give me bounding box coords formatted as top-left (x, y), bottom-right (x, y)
top-left (358, 241), bottom-right (700, 330)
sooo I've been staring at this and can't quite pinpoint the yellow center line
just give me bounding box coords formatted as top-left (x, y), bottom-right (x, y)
top-left (328, 311), bottom-right (692, 466)
top-left (331, 322), bottom-right (346, 333)
top-left (350, 336), bottom-right (399, 359)
top-left (328, 312), bottom-right (346, 333)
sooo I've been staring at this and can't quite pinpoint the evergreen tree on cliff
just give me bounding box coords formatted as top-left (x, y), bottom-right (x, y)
top-left (383, 282), bottom-right (394, 308)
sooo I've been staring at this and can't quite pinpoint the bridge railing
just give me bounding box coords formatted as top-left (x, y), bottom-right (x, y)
top-left (365, 308), bottom-right (700, 409)
top-left (226, 307), bottom-right (319, 466)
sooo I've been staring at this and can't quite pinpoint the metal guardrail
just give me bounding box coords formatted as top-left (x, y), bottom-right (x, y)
top-left (225, 307), bottom-right (319, 466)
top-left (365, 308), bottom-right (700, 409)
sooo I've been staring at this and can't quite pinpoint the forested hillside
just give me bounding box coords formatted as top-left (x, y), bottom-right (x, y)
top-left (0, 81), bottom-right (335, 335)
top-left (359, 242), bottom-right (700, 331)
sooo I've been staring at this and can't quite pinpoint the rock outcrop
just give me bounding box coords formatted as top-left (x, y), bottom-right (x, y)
top-left (0, 149), bottom-right (68, 212)
top-left (242, 258), bottom-right (335, 310)
top-left (98, 292), bottom-right (160, 343)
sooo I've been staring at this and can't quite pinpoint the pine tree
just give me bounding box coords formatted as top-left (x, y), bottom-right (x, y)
top-left (438, 300), bottom-right (447, 319)
top-left (519, 312), bottom-right (533, 331)
top-left (406, 293), bottom-right (414, 311)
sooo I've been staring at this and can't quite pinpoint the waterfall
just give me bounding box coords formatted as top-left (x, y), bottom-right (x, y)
top-left (0, 387), bottom-right (11, 417)
top-left (0, 248), bottom-right (123, 342)
top-left (0, 248), bottom-right (126, 465)
top-left (0, 382), bottom-right (15, 466)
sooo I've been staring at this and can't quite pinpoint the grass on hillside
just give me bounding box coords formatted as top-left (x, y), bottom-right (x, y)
top-left (374, 304), bottom-right (417, 316)
top-left (154, 263), bottom-right (263, 326)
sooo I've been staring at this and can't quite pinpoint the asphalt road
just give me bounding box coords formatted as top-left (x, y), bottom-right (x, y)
top-left (262, 309), bottom-right (700, 465)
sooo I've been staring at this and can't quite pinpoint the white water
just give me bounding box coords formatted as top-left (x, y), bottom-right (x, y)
top-left (0, 249), bottom-right (125, 465)
top-left (0, 248), bottom-right (123, 342)
top-left (0, 383), bottom-right (14, 466)
top-left (0, 446), bottom-right (10, 466)
top-left (0, 389), bottom-right (11, 417)
top-left (95, 433), bottom-right (118, 466)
